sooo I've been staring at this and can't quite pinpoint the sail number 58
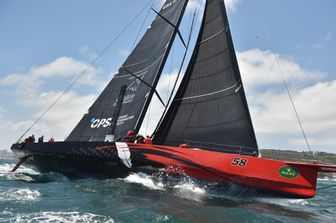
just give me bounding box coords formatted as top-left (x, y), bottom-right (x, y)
top-left (231, 158), bottom-right (248, 167)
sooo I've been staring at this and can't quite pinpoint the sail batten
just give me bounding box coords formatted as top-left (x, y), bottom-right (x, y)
top-left (154, 0), bottom-right (258, 156)
top-left (66, 0), bottom-right (188, 142)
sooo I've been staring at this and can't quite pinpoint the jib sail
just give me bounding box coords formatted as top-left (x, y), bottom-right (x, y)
top-left (154, 0), bottom-right (258, 156)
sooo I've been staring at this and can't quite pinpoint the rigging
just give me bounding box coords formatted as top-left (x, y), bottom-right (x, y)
top-left (257, 7), bottom-right (312, 152)
top-left (152, 8), bottom-right (199, 137)
top-left (15, 1), bottom-right (154, 143)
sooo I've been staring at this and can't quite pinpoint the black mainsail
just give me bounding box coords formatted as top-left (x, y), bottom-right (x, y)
top-left (67, 0), bottom-right (188, 142)
top-left (154, 0), bottom-right (258, 155)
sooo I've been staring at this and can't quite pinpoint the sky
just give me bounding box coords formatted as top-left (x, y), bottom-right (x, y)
top-left (0, 0), bottom-right (335, 153)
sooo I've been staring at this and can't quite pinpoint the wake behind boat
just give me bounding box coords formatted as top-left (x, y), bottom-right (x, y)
top-left (11, 0), bottom-right (336, 198)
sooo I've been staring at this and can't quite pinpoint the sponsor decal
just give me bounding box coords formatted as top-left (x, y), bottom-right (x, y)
top-left (90, 114), bottom-right (134, 128)
top-left (279, 166), bottom-right (299, 179)
top-left (128, 69), bottom-right (147, 92)
top-left (117, 114), bottom-right (134, 126)
top-left (163, 0), bottom-right (176, 10)
top-left (90, 118), bottom-right (112, 128)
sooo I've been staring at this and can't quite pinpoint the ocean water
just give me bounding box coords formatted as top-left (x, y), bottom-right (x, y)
top-left (0, 154), bottom-right (335, 223)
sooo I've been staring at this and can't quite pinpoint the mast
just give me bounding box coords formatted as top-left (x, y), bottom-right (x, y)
top-left (154, 0), bottom-right (258, 156)
top-left (104, 85), bottom-right (127, 142)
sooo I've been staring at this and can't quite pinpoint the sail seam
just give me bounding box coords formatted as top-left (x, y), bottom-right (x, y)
top-left (196, 48), bottom-right (229, 63)
top-left (199, 27), bottom-right (225, 44)
top-left (113, 55), bottom-right (164, 79)
top-left (186, 117), bottom-right (247, 129)
top-left (190, 66), bottom-right (232, 81)
top-left (176, 80), bottom-right (241, 100)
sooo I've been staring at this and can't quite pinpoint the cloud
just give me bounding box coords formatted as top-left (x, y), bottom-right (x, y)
top-left (0, 90), bottom-right (96, 150)
top-left (250, 81), bottom-right (336, 135)
top-left (310, 31), bottom-right (333, 49)
top-left (291, 137), bottom-right (336, 148)
top-left (79, 45), bottom-right (98, 61)
top-left (225, 0), bottom-right (241, 11)
top-left (238, 49), bottom-right (336, 150)
top-left (237, 49), bottom-right (325, 89)
top-left (0, 57), bottom-right (100, 92)
top-left (0, 119), bottom-right (35, 148)
top-left (0, 57), bottom-right (101, 149)
top-left (31, 90), bottom-right (97, 133)
top-left (0, 107), bottom-right (7, 114)
top-left (186, 0), bottom-right (203, 13)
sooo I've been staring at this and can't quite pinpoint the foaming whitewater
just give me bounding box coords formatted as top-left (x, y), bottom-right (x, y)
top-left (124, 172), bottom-right (165, 190)
top-left (124, 172), bottom-right (208, 202)
top-left (0, 188), bottom-right (41, 202)
top-left (318, 177), bottom-right (336, 182)
top-left (1, 211), bottom-right (114, 223)
top-left (0, 163), bottom-right (39, 177)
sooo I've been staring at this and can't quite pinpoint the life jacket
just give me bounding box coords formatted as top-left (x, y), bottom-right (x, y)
top-left (144, 137), bottom-right (153, 144)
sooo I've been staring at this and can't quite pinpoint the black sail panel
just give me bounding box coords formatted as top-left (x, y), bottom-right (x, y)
top-left (66, 0), bottom-right (188, 142)
top-left (154, 0), bottom-right (258, 156)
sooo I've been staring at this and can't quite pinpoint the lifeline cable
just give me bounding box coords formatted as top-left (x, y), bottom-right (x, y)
top-left (16, 1), bottom-right (153, 143)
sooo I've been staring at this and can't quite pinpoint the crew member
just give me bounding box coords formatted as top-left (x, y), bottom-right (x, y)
top-left (125, 130), bottom-right (136, 143)
top-left (135, 135), bottom-right (145, 144)
top-left (24, 134), bottom-right (35, 144)
top-left (144, 136), bottom-right (153, 144)
top-left (38, 136), bottom-right (44, 143)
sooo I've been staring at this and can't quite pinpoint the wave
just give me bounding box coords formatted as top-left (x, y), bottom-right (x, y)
top-left (256, 197), bottom-right (311, 207)
top-left (124, 172), bottom-right (208, 202)
top-left (318, 177), bottom-right (336, 182)
top-left (124, 172), bottom-right (165, 190)
top-left (0, 211), bottom-right (114, 223)
top-left (0, 163), bottom-right (69, 183)
top-left (0, 163), bottom-right (39, 177)
top-left (172, 177), bottom-right (206, 202)
top-left (0, 188), bottom-right (41, 202)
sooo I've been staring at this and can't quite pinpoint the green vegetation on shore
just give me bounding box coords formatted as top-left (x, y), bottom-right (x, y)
top-left (261, 149), bottom-right (336, 165)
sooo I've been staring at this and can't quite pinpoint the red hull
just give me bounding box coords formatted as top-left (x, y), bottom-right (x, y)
top-left (125, 143), bottom-right (336, 198)
top-left (11, 141), bottom-right (336, 198)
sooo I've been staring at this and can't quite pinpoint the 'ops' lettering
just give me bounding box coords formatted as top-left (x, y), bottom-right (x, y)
top-left (90, 118), bottom-right (112, 128)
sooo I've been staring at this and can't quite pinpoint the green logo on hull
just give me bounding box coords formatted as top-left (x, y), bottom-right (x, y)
top-left (279, 166), bottom-right (299, 179)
